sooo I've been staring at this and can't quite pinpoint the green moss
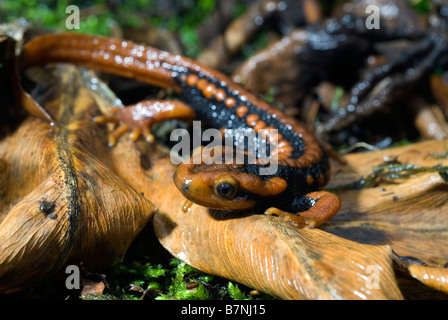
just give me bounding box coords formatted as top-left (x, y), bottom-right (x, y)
top-left (0, 0), bottom-right (218, 43)
top-left (226, 282), bottom-right (253, 300)
top-left (0, 0), bottom-right (111, 35)
top-left (155, 260), bottom-right (211, 300)
top-left (101, 255), bottom-right (276, 300)
top-left (410, 0), bottom-right (432, 13)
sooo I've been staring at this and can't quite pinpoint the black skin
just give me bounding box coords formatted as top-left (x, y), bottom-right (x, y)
top-left (175, 70), bottom-right (306, 158)
top-left (246, 159), bottom-right (328, 213)
top-left (171, 69), bottom-right (330, 213)
top-left (279, 11), bottom-right (448, 135)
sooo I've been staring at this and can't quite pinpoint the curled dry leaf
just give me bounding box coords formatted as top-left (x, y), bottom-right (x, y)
top-left (150, 140), bottom-right (448, 298)
top-left (325, 139), bottom-right (448, 294)
top-left (0, 65), bottom-right (156, 294)
top-left (80, 277), bottom-right (106, 297)
top-left (407, 264), bottom-right (448, 294)
top-left (147, 153), bottom-right (402, 300)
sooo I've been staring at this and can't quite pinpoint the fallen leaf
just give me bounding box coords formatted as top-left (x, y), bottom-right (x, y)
top-left (147, 151), bottom-right (402, 300)
top-left (325, 139), bottom-right (448, 294)
top-left (0, 65), bottom-right (156, 293)
top-left (81, 277), bottom-right (106, 297)
top-left (407, 264), bottom-right (448, 294)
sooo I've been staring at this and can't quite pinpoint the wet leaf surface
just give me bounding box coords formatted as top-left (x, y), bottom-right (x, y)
top-left (325, 140), bottom-right (448, 296)
top-left (0, 66), bottom-right (156, 293)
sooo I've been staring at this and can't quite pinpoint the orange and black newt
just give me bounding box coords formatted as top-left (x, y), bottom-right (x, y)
top-left (16, 33), bottom-right (341, 228)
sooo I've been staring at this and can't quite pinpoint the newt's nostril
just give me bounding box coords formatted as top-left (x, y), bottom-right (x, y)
top-left (182, 182), bottom-right (190, 193)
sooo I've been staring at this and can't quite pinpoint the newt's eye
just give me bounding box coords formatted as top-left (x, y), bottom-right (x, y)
top-left (216, 182), bottom-right (236, 198)
top-left (213, 176), bottom-right (239, 199)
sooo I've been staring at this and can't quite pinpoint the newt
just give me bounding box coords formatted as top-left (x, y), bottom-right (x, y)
top-left (16, 32), bottom-right (341, 228)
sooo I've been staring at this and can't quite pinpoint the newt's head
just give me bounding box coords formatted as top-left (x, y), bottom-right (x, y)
top-left (173, 147), bottom-right (287, 210)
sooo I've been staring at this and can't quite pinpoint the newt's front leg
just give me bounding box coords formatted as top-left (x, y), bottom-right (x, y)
top-left (95, 100), bottom-right (196, 146)
top-left (265, 191), bottom-right (341, 228)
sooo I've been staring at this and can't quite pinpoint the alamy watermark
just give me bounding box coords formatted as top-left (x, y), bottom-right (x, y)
top-left (65, 265), bottom-right (81, 290)
top-left (64, 3), bottom-right (381, 31)
top-left (65, 5), bottom-right (80, 30)
top-left (365, 5), bottom-right (381, 30)
top-left (366, 264), bottom-right (381, 290)
top-left (169, 121), bottom-right (279, 176)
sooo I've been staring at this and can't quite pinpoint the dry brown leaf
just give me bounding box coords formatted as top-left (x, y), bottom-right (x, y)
top-left (407, 264), bottom-right (448, 294)
top-left (0, 65), bottom-right (156, 293)
top-left (326, 140), bottom-right (448, 262)
top-left (149, 140), bottom-right (448, 298)
top-left (80, 277), bottom-right (106, 297)
top-left (325, 139), bottom-right (448, 294)
top-left (143, 152), bottom-right (402, 300)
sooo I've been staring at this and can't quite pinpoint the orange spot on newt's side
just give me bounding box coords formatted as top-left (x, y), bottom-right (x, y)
top-left (236, 105), bottom-right (248, 117)
top-left (253, 120), bottom-right (267, 131)
top-left (187, 74), bottom-right (198, 86)
top-left (215, 88), bottom-right (226, 101)
top-left (246, 114), bottom-right (259, 126)
top-left (196, 78), bottom-right (208, 90)
top-left (203, 84), bottom-right (216, 99)
top-left (225, 97), bottom-right (236, 108)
